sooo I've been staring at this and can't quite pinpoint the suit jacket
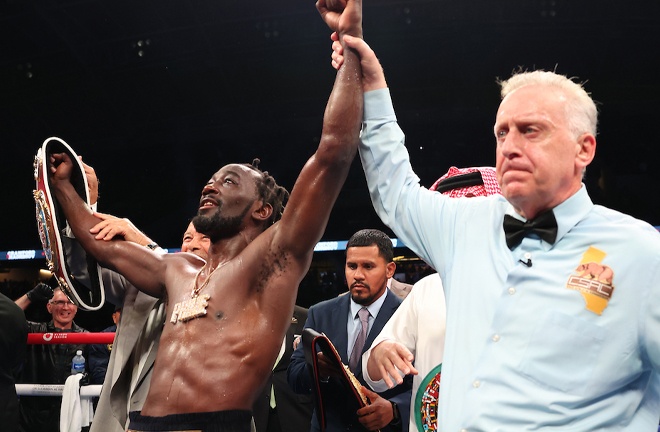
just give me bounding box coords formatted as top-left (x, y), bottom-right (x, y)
top-left (388, 278), bottom-right (413, 300)
top-left (0, 292), bottom-right (28, 432)
top-left (92, 272), bottom-right (163, 432)
top-left (287, 290), bottom-right (412, 432)
top-left (252, 305), bottom-right (314, 432)
top-left (64, 218), bottom-right (164, 432)
top-left (88, 323), bottom-right (117, 385)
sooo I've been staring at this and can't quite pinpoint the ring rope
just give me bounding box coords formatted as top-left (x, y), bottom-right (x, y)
top-left (27, 332), bottom-right (115, 345)
top-left (15, 383), bottom-right (102, 397)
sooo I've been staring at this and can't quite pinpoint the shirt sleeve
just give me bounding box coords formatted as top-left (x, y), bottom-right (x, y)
top-left (359, 88), bottom-right (454, 275)
top-left (642, 253), bottom-right (660, 371)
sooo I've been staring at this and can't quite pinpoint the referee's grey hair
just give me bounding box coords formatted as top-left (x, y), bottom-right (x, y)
top-left (499, 69), bottom-right (598, 138)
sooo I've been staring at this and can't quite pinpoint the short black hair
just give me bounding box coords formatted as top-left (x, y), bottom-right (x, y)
top-left (346, 229), bottom-right (394, 263)
top-left (244, 158), bottom-right (290, 228)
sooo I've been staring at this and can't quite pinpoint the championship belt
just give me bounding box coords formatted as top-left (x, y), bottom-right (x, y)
top-left (33, 137), bottom-right (105, 311)
top-left (414, 364), bottom-right (442, 432)
top-left (302, 328), bottom-right (375, 432)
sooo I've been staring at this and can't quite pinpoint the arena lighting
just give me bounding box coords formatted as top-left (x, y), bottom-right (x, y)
top-left (0, 237), bottom-right (410, 261)
top-left (6, 227), bottom-right (660, 260)
top-left (5, 226), bottom-right (660, 261)
top-left (38, 269), bottom-right (53, 280)
top-left (132, 38), bottom-right (151, 58)
top-left (17, 62), bottom-right (34, 79)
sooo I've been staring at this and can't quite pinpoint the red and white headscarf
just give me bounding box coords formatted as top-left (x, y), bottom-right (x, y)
top-left (430, 166), bottom-right (501, 197)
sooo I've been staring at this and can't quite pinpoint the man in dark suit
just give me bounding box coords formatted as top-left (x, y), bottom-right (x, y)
top-left (253, 305), bottom-right (314, 432)
top-left (0, 292), bottom-right (28, 432)
top-left (88, 306), bottom-right (121, 385)
top-left (288, 229), bottom-right (412, 432)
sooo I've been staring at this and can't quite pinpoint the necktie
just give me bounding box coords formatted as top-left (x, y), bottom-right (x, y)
top-left (503, 210), bottom-right (558, 249)
top-left (349, 307), bottom-right (370, 373)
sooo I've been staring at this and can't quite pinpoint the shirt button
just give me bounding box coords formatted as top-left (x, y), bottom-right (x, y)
top-left (492, 334), bottom-right (500, 342)
top-left (508, 287), bottom-right (516, 295)
top-left (524, 252), bottom-right (532, 259)
top-left (472, 380), bottom-right (481, 388)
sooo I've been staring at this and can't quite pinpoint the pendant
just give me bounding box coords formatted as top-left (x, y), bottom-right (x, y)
top-left (170, 294), bottom-right (211, 324)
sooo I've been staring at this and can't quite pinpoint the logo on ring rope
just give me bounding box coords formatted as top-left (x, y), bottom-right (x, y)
top-left (42, 333), bottom-right (70, 342)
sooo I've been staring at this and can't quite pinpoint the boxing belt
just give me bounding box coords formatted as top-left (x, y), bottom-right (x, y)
top-left (302, 328), bottom-right (373, 432)
top-left (33, 137), bottom-right (105, 311)
top-left (414, 364), bottom-right (442, 432)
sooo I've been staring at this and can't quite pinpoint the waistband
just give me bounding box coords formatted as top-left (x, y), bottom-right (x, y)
top-left (128, 410), bottom-right (252, 432)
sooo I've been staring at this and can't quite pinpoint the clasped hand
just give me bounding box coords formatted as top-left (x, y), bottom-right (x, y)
top-left (357, 387), bottom-right (394, 431)
top-left (316, 0), bottom-right (362, 38)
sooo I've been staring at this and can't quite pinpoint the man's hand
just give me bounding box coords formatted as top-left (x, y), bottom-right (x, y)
top-left (367, 340), bottom-right (418, 389)
top-left (292, 334), bottom-right (302, 350)
top-left (330, 33), bottom-right (387, 92)
top-left (356, 387), bottom-right (395, 431)
top-left (317, 352), bottom-right (344, 379)
top-left (90, 212), bottom-right (152, 245)
top-left (316, 0), bottom-right (362, 38)
top-left (79, 158), bottom-right (99, 205)
top-left (26, 283), bottom-right (54, 303)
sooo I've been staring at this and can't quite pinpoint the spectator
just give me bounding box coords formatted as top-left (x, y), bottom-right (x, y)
top-left (288, 229), bottom-right (412, 432)
top-left (88, 307), bottom-right (121, 385)
top-left (15, 286), bottom-right (89, 432)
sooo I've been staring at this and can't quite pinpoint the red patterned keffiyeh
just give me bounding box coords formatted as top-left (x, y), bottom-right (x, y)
top-left (430, 166), bottom-right (501, 197)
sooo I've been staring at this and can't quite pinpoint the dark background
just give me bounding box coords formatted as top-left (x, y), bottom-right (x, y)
top-left (2, 0), bottom-right (659, 253)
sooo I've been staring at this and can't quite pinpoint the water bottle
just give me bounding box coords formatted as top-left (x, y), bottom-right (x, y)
top-left (71, 350), bottom-right (85, 375)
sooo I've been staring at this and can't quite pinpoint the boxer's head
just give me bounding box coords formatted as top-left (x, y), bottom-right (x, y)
top-left (192, 159), bottom-right (289, 242)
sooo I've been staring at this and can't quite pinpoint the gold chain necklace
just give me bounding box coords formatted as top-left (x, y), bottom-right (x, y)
top-left (170, 261), bottom-right (226, 325)
top-left (190, 262), bottom-right (225, 298)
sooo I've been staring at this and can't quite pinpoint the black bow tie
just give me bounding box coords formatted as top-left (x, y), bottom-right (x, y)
top-left (503, 211), bottom-right (558, 249)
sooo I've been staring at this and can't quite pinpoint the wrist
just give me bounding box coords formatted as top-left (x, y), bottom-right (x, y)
top-left (363, 80), bottom-right (388, 93)
top-left (390, 401), bottom-right (401, 425)
top-left (339, 30), bottom-right (363, 39)
top-left (145, 242), bottom-right (159, 250)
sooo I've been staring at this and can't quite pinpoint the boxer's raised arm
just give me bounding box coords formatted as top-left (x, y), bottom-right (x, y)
top-left (49, 152), bottom-right (166, 297)
top-left (271, 0), bottom-right (363, 262)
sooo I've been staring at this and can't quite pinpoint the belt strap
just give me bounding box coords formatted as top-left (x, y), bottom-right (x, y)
top-left (302, 328), bottom-right (371, 432)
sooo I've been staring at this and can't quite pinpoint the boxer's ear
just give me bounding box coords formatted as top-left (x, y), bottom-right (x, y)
top-left (253, 202), bottom-right (273, 223)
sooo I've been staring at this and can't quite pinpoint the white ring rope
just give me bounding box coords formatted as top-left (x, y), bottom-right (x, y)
top-left (17, 332), bottom-right (113, 398)
top-left (15, 383), bottom-right (102, 397)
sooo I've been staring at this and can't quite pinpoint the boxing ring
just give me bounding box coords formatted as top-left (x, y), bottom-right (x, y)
top-left (16, 332), bottom-right (114, 398)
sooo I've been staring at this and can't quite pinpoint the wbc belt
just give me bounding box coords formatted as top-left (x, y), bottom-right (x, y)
top-left (33, 137), bottom-right (105, 311)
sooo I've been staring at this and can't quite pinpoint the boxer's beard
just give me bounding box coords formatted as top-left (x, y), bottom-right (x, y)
top-left (193, 201), bottom-right (252, 242)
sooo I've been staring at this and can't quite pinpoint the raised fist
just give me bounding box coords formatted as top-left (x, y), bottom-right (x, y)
top-left (27, 282), bottom-right (54, 303)
top-left (325, 0), bottom-right (347, 12)
top-left (316, 0), bottom-right (361, 37)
